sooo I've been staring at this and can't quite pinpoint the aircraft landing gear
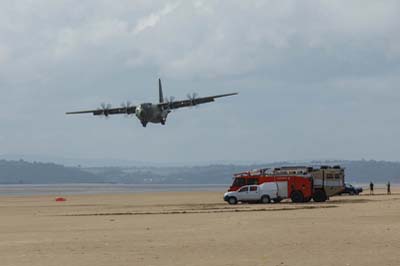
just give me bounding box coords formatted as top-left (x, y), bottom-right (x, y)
top-left (161, 119), bottom-right (166, 125)
top-left (141, 121), bottom-right (147, 127)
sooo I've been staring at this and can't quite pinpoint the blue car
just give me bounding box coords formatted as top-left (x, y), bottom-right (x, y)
top-left (339, 183), bottom-right (363, 195)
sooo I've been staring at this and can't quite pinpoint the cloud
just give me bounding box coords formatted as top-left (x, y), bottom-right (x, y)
top-left (2, 1), bottom-right (399, 82)
top-left (0, 45), bottom-right (10, 66)
top-left (53, 19), bottom-right (129, 58)
top-left (133, 3), bottom-right (180, 34)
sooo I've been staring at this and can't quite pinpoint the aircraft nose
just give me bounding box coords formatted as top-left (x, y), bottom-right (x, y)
top-left (135, 106), bottom-right (143, 118)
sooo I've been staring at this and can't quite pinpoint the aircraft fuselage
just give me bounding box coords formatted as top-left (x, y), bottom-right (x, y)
top-left (135, 103), bottom-right (169, 127)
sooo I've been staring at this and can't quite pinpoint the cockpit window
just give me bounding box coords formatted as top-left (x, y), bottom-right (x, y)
top-left (233, 178), bottom-right (246, 187)
top-left (247, 178), bottom-right (258, 185)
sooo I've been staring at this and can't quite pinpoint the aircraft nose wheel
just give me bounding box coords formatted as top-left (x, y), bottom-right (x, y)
top-left (161, 120), bottom-right (166, 125)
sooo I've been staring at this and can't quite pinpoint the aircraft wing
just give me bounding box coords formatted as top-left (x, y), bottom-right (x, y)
top-left (66, 106), bottom-right (136, 116)
top-left (160, 93), bottom-right (238, 110)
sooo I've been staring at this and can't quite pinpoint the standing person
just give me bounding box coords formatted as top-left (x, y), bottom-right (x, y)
top-left (370, 181), bottom-right (374, 195)
top-left (387, 182), bottom-right (391, 195)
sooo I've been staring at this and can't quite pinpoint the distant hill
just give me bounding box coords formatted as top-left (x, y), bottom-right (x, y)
top-left (338, 160), bottom-right (400, 183)
top-left (0, 159), bottom-right (399, 184)
top-left (0, 160), bottom-right (101, 184)
top-left (83, 160), bottom-right (400, 185)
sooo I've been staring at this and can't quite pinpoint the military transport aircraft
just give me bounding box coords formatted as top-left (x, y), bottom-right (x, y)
top-left (66, 79), bottom-right (238, 127)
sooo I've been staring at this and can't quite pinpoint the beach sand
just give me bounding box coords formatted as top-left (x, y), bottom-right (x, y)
top-left (1, 188), bottom-right (399, 266)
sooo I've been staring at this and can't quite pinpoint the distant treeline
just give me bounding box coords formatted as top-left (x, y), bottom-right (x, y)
top-left (0, 160), bottom-right (99, 184)
top-left (0, 159), bottom-right (399, 184)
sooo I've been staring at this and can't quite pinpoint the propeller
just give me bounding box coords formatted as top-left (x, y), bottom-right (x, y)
top-left (121, 101), bottom-right (133, 116)
top-left (187, 92), bottom-right (198, 106)
top-left (99, 103), bottom-right (112, 117)
top-left (164, 96), bottom-right (175, 109)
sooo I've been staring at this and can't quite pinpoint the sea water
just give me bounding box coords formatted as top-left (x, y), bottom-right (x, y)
top-left (0, 183), bottom-right (229, 196)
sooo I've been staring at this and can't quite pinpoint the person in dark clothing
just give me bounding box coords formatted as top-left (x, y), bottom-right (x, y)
top-left (369, 182), bottom-right (374, 195)
top-left (387, 182), bottom-right (391, 195)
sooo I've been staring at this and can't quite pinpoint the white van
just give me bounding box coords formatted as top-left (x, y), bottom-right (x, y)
top-left (223, 183), bottom-right (278, 205)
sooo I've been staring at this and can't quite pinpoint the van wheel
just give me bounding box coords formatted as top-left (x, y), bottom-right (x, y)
top-left (291, 191), bottom-right (304, 203)
top-left (261, 195), bottom-right (271, 204)
top-left (228, 197), bottom-right (237, 205)
top-left (313, 190), bottom-right (327, 202)
top-left (273, 198), bottom-right (282, 203)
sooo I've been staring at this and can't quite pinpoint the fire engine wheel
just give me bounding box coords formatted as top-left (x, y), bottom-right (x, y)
top-left (303, 197), bottom-right (311, 202)
top-left (228, 197), bottom-right (237, 205)
top-left (291, 190), bottom-right (304, 203)
top-left (260, 195), bottom-right (271, 204)
top-left (313, 190), bottom-right (327, 202)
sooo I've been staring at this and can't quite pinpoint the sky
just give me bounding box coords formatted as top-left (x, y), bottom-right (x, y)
top-left (0, 0), bottom-right (400, 165)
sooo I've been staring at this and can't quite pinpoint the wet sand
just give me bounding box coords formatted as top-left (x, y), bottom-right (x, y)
top-left (1, 188), bottom-right (399, 266)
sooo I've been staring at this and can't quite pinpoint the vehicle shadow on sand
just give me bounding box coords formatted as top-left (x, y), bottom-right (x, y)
top-left (61, 204), bottom-right (338, 217)
top-left (56, 195), bottom-right (400, 217)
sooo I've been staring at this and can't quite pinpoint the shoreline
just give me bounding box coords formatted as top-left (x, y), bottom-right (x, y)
top-left (0, 183), bottom-right (398, 197)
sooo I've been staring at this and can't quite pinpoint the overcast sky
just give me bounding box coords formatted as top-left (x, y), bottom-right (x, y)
top-left (0, 0), bottom-right (400, 164)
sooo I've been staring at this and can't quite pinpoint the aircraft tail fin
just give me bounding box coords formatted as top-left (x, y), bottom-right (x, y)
top-left (159, 78), bottom-right (164, 103)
